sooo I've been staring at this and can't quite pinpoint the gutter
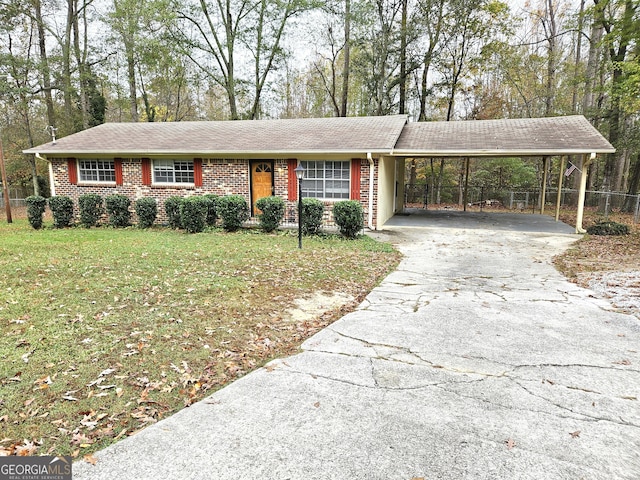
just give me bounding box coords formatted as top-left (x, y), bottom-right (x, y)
top-left (35, 153), bottom-right (55, 197)
top-left (367, 152), bottom-right (374, 230)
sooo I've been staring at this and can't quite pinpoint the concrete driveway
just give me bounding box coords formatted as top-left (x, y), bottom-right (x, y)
top-left (74, 211), bottom-right (640, 480)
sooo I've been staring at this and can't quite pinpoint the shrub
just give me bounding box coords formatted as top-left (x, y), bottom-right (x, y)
top-left (48, 196), bottom-right (74, 228)
top-left (203, 194), bottom-right (218, 226)
top-left (25, 195), bottom-right (46, 229)
top-left (135, 197), bottom-right (157, 229)
top-left (333, 200), bottom-right (364, 238)
top-left (216, 195), bottom-right (250, 232)
top-left (180, 196), bottom-right (208, 233)
top-left (302, 198), bottom-right (324, 235)
top-left (105, 194), bottom-right (131, 228)
top-left (256, 196), bottom-right (285, 232)
top-left (586, 221), bottom-right (630, 236)
top-left (164, 196), bottom-right (183, 229)
top-left (78, 194), bottom-right (104, 228)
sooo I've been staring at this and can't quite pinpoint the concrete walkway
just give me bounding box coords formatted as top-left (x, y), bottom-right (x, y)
top-left (74, 212), bottom-right (640, 480)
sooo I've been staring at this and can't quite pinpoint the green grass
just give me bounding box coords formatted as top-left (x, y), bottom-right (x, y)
top-left (0, 221), bottom-right (400, 457)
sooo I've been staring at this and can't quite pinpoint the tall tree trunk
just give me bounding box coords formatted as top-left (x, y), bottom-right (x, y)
top-left (340, 0), bottom-right (350, 117)
top-left (398, 0), bottom-right (407, 114)
top-left (571, 0), bottom-right (585, 114)
top-left (544, 0), bottom-right (557, 116)
top-left (34, 0), bottom-right (56, 129)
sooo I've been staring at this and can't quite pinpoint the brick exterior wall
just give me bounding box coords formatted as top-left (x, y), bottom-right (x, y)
top-left (50, 157), bottom-right (377, 228)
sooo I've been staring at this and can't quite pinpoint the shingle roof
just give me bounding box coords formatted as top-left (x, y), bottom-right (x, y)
top-left (393, 115), bottom-right (615, 156)
top-left (24, 115), bottom-right (408, 156)
top-left (24, 114), bottom-right (614, 158)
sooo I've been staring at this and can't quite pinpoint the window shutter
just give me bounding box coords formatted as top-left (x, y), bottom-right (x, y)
top-left (114, 158), bottom-right (123, 186)
top-left (193, 158), bottom-right (203, 187)
top-left (141, 158), bottom-right (152, 186)
top-left (67, 158), bottom-right (77, 185)
top-left (287, 159), bottom-right (298, 201)
top-left (350, 159), bottom-right (361, 200)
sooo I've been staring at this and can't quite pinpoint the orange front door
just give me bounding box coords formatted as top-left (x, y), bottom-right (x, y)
top-left (251, 161), bottom-right (274, 215)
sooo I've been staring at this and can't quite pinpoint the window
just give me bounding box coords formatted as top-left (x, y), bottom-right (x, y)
top-left (301, 161), bottom-right (350, 200)
top-left (153, 160), bottom-right (194, 184)
top-left (78, 160), bottom-right (115, 183)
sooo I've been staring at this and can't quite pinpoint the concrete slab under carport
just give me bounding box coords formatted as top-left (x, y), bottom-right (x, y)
top-left (384, 208), bottom-right (576, 234)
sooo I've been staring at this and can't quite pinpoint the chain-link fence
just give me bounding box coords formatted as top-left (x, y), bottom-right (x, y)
top-left (0, 187), bottom-right (28, 208)
top-left (405, 184), bottom-right (640, 223)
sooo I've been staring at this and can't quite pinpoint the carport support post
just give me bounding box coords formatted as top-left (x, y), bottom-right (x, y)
top-left (540, 156), bottom-right (549, 215)
top-left (555, 156), bottom-right (565, 222)
top-left (575, 153), bottom-right (594, 234)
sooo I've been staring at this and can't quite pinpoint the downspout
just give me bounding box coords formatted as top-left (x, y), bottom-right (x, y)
top-left (367, 152), bottom-right (374, 230)
top-left (35, 153), bottom-right (55, 197)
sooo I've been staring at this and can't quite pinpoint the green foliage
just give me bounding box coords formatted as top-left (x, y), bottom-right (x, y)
top-left (105, 194), bottom-right (132, 228)
top-left (48, 196), bottom-right (74, 228)
top-left (25, 195), bottom-right (46, 230)
top-left (78, 194), bottom-right (104, 228)
top-left (216, 195), bottom-right (250, 232)
top-left (256, 196), bottom-right (285, 232)
top-left (180, 196), bottom-right (208, 233)
top-left (586, 221), bottom-right (630, 236)
top-left (333, 200), bottom-right (364, 239)
top-left (302, 198), bottom-right (324, 235)
top-left (135, 197), bottom-right (158, 229)
top-left (471, 158), bottom-right (537, 189)
top-left (202, 194), bottom-right (218, 226)
top-left (164, 196), bottom-right (184, 229)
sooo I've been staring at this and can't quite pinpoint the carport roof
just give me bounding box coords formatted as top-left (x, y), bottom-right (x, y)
top-left (393, 115), bottom-right (615, 157)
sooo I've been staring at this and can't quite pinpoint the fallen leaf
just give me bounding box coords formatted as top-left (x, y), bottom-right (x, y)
top-left (613, 359), bottom-right (632, 365)
top-left (83, 454), bottom-right (98, 465)
top-left (313, 401), bottom-right (320, 408)
top-left (570, 431), bottom-right (581, 438)
top-left (24, 398), bottom-right (36, 407)
top-left (505, 438), bottom-right (516, 450)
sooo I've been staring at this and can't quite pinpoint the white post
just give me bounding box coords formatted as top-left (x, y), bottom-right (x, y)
top-left (575, 153), bottom-right (594, 234)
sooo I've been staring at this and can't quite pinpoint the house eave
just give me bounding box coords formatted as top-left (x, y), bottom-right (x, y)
top-left (24, 149), bottom-right (393, 157)
top-left (390, 148), bottom-right (616, 157)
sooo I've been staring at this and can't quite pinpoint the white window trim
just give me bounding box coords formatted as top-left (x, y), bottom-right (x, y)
top-left (152, 159), bottom-right (195, 186)
top-left (77, 159), bottom-right (116, 184)
top-left (300, 160), bottom-right (351, 201)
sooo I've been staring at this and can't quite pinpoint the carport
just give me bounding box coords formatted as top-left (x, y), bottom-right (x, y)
top-left (382, 116), bottom-right (615, 233)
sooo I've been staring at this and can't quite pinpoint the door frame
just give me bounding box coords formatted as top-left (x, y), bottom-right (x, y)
top-left (249, 160), bottom-right (275, 216)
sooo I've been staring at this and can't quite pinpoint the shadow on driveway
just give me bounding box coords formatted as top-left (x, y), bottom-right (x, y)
top-left (385, 208), bottom-right (576, 234)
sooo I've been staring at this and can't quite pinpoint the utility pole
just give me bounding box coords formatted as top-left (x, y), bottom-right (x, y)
top-left (0, 130), bottom-right (12, 223)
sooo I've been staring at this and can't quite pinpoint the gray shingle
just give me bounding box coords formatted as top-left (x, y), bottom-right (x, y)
top-left (24, 116), bottom-right (408, 156)
top-left (394, 115), bottom-right (614, 156)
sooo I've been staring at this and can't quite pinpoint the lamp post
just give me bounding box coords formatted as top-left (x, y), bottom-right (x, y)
top-left (294, 163), bottom-right (305, 249)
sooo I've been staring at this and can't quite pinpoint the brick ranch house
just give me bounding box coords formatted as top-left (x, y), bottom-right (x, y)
top-left (24, 115), bottom-right (614, 232)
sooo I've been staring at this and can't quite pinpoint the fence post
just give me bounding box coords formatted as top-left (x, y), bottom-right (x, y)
top-left (635, 195), bottom-right (640, 224)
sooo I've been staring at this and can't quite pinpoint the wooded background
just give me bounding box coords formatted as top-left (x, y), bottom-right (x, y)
top-left (0, 0), bottom-right (638, 202)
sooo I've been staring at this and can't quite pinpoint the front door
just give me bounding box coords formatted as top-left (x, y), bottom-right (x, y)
top-left (250, 161), bottom-right (274, 215)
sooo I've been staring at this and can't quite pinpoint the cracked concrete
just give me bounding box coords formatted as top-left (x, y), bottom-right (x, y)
top-left (74, 211), bottom-right (640, 479)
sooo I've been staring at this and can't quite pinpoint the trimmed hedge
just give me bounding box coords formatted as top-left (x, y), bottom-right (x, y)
top-left (256, 196), bottom-right (285, 232)
top-left (180, 196), bottom-right (208, 233)
top-left (586, 221), bottom-right (630, 236)
top-left (48, 196), bottom-right (74, 228)
top-left (203, 194), bottom-right (218, 227)
top-left (216, 195), bottom-right (250, 232)
top-left (78, 194), bottom-right (104, 228)
top-left (105, 194), bottom-right (131, 228)
top-left (25, 195), bottom-right (46, 229)
top-left (135, 197), bottom-right (157, 229)
top-left (164, 196), bottom-right (183, 229)
top-left (302, 198), bottom-right (324, 235)
top-left (333, 200), bottom-right (364, 238)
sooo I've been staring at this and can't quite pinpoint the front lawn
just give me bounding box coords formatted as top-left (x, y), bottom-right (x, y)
top-left (0, 221), bottom-right (400, 457)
